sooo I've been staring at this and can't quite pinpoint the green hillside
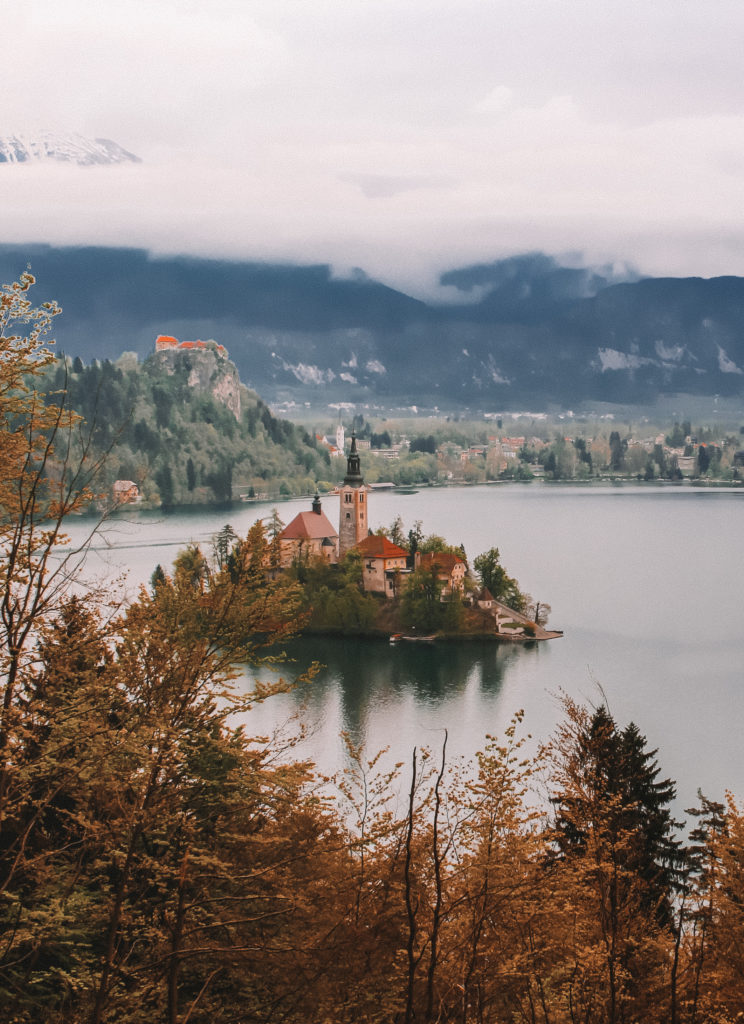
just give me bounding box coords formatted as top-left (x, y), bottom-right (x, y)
top-left (39, 345), bottom-right (332, 507)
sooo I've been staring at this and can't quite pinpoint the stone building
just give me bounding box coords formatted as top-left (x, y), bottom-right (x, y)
top-left (417, 551), bottom-right (467, 598)
top-left (356, 534), bottom-right (409, 597)
top-left (277, 494), bottom-right (338, 567)
top-left (112, 479), bottom-right (140, 505)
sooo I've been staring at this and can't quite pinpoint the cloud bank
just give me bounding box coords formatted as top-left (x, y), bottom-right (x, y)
top-left (3, 0), bottom-right (744, 295)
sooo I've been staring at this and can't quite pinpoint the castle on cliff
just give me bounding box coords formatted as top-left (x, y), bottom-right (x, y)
top-left (153, 335), bottom-right (240, 421)
top-left (155, 335), bottom-right (228, 358)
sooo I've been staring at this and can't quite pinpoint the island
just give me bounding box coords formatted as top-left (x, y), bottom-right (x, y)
top-left (237, 434), bottom-right (561, 642)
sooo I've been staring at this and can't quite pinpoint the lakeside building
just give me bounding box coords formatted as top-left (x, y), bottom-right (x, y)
top-left (112, 479), bottom-right (140, 505)
top-left (417, 551), bottom-right (467, 598)
top-left (276, 433), bottom-right (370, 565)
top-left (276, 493), bottom-right (338, 567)
top-left (356, 534), bottom-right (409, 598)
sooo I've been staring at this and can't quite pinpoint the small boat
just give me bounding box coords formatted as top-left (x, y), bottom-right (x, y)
top-left (389, 633), bottom-right (403, 644)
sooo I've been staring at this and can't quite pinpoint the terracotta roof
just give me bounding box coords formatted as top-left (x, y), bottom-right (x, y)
top-left (356, 535), bottom-right (408, 559)
top-left (420, 552), bottom-right (465, 574)
top-left (156, 335), bottom-right (178, 346)
top-left (279, 510), bottom-right (338, 541)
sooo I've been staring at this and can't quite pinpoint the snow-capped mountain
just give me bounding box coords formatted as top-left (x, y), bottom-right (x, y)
top-left (0, 132), bottom-right (140, 166)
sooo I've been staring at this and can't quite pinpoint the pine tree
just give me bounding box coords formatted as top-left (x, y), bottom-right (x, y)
top-left (551, 702), bottom-right (682, 926)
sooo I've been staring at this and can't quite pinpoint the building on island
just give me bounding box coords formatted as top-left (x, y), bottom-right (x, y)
top-left (355, 534), bottom-right (409, 598)
top-left (276, 494), bottom-right (339, 567)
top-left (417, 551), bottom-right (467, 598)
top-left (338, 433), bottom-right (369, 557)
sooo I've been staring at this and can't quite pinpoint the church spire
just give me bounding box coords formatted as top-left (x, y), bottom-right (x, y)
top-left (338, 431), bottom-right (367, 557)
top-left (344, 431), bottom-right (363, 486)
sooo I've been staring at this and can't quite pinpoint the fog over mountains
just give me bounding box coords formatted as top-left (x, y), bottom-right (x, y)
top-left (2, 244), bottom-right (743, 412)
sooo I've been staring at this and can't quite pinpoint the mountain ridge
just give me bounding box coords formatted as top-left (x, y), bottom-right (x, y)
top-left (1, 244), bottom-right (742, 411)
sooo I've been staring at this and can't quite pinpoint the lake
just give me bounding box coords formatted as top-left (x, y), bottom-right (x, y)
top-left (67, 483), bottom-right (744, 812)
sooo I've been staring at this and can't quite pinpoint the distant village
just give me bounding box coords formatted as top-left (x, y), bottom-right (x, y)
top-left (109, 335), bottom-right (743, 508)
top-left (312, 422), bottom-right (744, 482)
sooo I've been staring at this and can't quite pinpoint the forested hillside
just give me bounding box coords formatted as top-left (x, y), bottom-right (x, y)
top-left (39, 347), bottom-right (332, 505)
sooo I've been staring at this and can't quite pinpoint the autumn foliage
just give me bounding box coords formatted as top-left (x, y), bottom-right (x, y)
top-left (1, 277), bottom-right (744, 1023)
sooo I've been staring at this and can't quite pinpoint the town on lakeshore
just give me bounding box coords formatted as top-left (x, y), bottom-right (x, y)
top-left (104, 335), bottom-right (744, 511)
top-left (272, 433), bottom-right (561, 643)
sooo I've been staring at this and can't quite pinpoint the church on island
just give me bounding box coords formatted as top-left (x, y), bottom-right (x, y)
top-left (277, 434), bottom-right (463, 600)
top-left (275, 434), bottom-right (561, 639)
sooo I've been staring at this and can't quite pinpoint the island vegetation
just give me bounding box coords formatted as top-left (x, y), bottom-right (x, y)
top-left (4, 275), bottom-right (744, 1023)
top-left (274, 513), bottom-right (550, 639)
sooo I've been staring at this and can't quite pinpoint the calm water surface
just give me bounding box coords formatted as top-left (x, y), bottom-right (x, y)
top-left (68, 484), bottom-right (744, 811)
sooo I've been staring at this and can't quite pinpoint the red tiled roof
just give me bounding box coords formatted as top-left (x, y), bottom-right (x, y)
top-left (420, 552), bottom-right (465, 573)
top-left (279, 510), bottom-right (338, 541)
top-left (156, 335), bottom-right (178, 346)
top-left (356, 535), bottom-right (408, 559)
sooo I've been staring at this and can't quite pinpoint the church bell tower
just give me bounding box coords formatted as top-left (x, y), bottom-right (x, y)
top-left (339, 432), bottom-right (368, 557)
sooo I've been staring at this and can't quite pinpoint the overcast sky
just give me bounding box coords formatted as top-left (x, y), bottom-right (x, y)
top-left (3, 0), bottom-right (744, 295)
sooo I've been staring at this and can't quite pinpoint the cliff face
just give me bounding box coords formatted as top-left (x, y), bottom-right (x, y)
top-left (152, 344), bottom-right (241, 420)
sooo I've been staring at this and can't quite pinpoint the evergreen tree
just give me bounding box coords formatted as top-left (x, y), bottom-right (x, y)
top-left (186, 455), bottom-right (196, 491)
top-left (551, 702), bottom-right (683, 927)
top-left (609, 430), bottom-right (626, 471)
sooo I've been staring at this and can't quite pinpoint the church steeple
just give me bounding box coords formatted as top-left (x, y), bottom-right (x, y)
top-left (338, 431), bottom-right (367, 557)
top-left (344, 432), bottom-right (363, 485)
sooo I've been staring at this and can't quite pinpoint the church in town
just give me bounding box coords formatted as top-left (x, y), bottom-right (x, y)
top-left (276, 435), bottom-right (465, 601)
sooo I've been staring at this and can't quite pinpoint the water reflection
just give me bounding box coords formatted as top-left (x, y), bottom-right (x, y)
top-left (248, 637), bottom-right (538, 763)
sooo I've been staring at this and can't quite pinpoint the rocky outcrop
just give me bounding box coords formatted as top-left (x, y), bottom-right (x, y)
top-left (153, 342), bottom-right (241, 420)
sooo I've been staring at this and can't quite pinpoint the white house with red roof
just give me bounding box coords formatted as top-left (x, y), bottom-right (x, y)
top-left (417, 551), bottom-right (467, 597)
top-left (277, 494), bottom-right (338, 567)
top-left (355, 534), bottom-right (409, 598)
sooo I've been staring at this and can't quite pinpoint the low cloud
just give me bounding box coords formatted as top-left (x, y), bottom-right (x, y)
top-left (4, 1), bottom-right (744, 295)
